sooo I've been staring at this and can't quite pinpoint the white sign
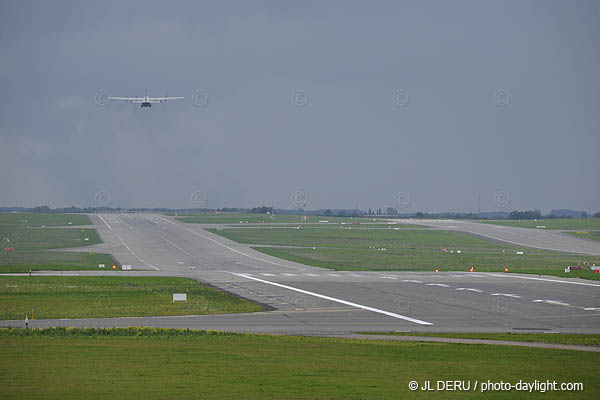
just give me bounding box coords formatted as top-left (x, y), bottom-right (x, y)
top-left (121, 264), bottom-right (132, 270)
top-left (516, 251), bottom-right (524, 255)
top-left (98, 264), bottom-right (105, 268)
top-left (173, 293), bottom-right (187, 302)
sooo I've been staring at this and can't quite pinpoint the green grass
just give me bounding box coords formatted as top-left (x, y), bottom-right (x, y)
top-left (174, 212), bottom-right (375, 224)
top-left (0, 213), bottom-right (116, 273)
top-left (564, 231), bottom-right (600, 242)
top-left (0, 212), bottom-right (91, 227)
top-left (479, 218), bottom-right (600, 230)
top-left (209, 227), bottom-right (600, 279)
top-left (0, 328), bottom-right (597, 399)
top-left (356, 332), bottom-right (600, 347)
top-left (0, 252), bottom-right (117, 273)
top-left (0, 277), bottom-right (263, 320)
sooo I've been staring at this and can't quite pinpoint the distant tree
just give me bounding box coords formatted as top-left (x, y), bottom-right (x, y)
top-left (377, 208), bottom-right (382, 216)
top-left (415, 212), bottom-right (424, 219)
top-left (324, 209), bottom-right (331, 216)
top-left (31, 205), bottom-right (51, 213)
top-left (594, 212), bottom-right (600, 218)
top-left (386, 207), bottom-right (398, 216)
top-left (508, 209), bottom-right (543, 220)
top-left (250, 206), bottom-right (273, 214)
top-left (368, 208), bottom-right (373, 216)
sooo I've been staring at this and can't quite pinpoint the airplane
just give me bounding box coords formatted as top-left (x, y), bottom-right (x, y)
top-left (108, 91), bottom-right (184, 108)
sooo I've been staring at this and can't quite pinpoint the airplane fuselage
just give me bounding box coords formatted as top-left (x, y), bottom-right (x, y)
top-left (141, 102), bottom-right (151, 108)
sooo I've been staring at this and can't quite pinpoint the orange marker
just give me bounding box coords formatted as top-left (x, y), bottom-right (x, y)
top-left (504, 267), bottom-right (509, 273)
top-left (112, 265), bottom-right (116, 269)
top-left (435, 268), bottom-right (439, 272)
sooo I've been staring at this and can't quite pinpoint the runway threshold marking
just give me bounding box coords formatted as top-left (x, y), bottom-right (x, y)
top-left (228, 272), bottom-right (433, 326)
top-left (155, 215), bottom-right (304, 271)
top-left (97, 215), bottom-right (160, 271)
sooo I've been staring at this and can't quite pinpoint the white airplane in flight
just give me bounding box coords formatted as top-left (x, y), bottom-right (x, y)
top-left (108, 91), bottom-right (184, 108)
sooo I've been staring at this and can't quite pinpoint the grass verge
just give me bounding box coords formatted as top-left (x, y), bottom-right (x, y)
top-left (0, 212), bottom-right (92, 227)
top-left (355, 332), bottom-right (600, 346)
top-left (0, 213), bottom-right (115, 273)
top-left (564, 231), bottom-right (600, 242)
top-left (0, 276), bottom-right (263, 319)
top-left (0, 327), bottom-right (597, 399)
top-left (209, 227), bottom-right (600, 279)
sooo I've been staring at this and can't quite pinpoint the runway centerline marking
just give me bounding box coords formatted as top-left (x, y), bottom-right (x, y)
top-left (228, 272), bottom-right (433, 326)
top-left (97, 215), bottom-right (160, 271)
top-left (491, 293), bottom-right (522, 298)
top-left (456, 288), bottom-right (483, 293)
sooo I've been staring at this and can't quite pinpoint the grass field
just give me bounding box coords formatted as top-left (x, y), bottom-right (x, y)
top-left (479, 218), bottom-right (600, 230)
top-left (0, 212), bottom-right (92, 227)
top-left (356, 332), bottom-right (600, 347)
top-left (210, 227), bottom-right (600, 279)
top-left (174, 212), bottom-right (374, 224)
top-left (0, 327), bottom-right (597, 399)
top-left (0, 213), bottom-right (116, 273)
top-left (564, 231), bottom-right (600, 242)
top-left (0, 277), bottom-right (263, 320)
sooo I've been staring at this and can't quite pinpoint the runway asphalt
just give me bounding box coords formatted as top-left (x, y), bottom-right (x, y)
top-left (2, 213), bottom-right (599, 335)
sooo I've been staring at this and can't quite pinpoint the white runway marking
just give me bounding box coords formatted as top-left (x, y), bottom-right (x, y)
top-left (533, 299), bottom-right (571, 306)
top-left (584, 308), bottom-right (600, 311)
top-left (260, 273), bottom-right (275, 276)
top-left (426, 283), bottom-right (451, 288)
top-left (455, 288), bottom-right (483, 293)
top-left (97, 215), bottom-right (160, 271)
top-left (491, 293), bottom-right (522, 298)
top-left (229, 272), bottom-right (433, 326)
top-left (282, 273), bottom-right (298, 277)
top-left (303, 273), bottom-right (319, 277)
top-left (328, 274), bottom-right (341, 277)
top-left (402, 280), bottom-right (423, 283)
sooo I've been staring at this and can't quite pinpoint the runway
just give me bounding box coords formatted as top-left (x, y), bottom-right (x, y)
top-left (2, 214), bottom-right (599, 334)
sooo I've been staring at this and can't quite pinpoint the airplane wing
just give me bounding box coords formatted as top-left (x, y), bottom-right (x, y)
top-left (107, 96), bottom-right (144, 102)
top-left (148, 97), bottom-right (185, 102)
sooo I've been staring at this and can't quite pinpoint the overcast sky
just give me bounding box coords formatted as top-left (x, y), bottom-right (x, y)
top-left (1, 0), bottom-right (598, 213)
